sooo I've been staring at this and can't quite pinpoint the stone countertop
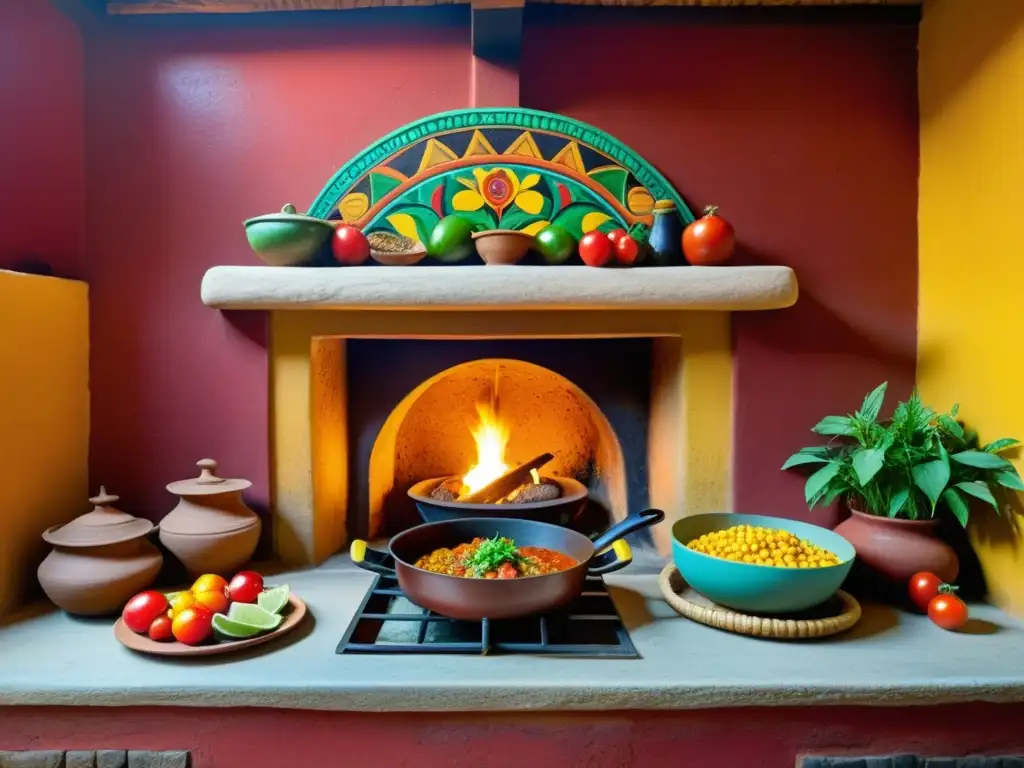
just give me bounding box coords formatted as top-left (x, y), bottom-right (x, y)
top-left (2, 557), bottom-right (1024, 712)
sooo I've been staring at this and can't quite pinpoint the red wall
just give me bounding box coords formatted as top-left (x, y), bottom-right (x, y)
top-left (522, 12), bottom-right (919, 526)
top-left (0, 0), bottom-right (84, 277)
top-left (82, 9), bottom-right (917, 526)
top-left (1, 705), bottom-right (1022, 768)
top-left (83, 11), bottom-right (471, 516)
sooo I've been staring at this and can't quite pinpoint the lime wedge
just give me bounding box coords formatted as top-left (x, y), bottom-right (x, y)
top-left (228, 602), bottom-right (284, 630)
top-left (257, 585), bottom-right (290, 615)
top-left (212, 612), bottom-right (267, 640)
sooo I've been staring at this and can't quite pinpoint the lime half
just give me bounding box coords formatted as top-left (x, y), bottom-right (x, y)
top-left (228, 602), bottom-right (284, 630)
top-left (257, 585), bottom-right (290, 615)
top-left (212, 612), bottom-right (268, 640)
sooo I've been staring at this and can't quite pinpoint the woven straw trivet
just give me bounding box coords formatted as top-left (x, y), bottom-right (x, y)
top-left (658, 564), bottom-right (861, 639)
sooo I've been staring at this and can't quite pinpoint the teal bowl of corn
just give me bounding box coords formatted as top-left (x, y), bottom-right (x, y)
top-left (671, 513), bottom-right (856, 614)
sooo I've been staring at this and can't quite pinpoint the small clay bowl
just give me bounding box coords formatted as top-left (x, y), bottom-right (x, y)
top-left (472, 230), bottom-right (533, 266)
top-left (370, 242), bottom-right (427, 266)
top-left (244, 204), bottom-right (335, 267)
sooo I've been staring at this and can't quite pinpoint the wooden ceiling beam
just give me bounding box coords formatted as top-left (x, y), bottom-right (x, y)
top-left (106, 0), bottom-right (918, 15)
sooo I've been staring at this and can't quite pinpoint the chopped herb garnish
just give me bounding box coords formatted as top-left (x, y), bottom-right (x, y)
top-left (466, 534), bottom-right (522, 576)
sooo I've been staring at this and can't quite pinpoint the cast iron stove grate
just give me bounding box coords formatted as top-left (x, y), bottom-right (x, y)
top-left (336, 575), bottom-right (639, 657)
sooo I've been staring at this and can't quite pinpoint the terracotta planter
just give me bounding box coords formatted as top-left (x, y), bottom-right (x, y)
top-left (37, 488), bottom-right (163, 615)
top-left (472, 230), bottom-right (533, 265)
top-left (159, 459), bottom-right (261, 577)
top-left (834, 508), bottom-right (959, 589)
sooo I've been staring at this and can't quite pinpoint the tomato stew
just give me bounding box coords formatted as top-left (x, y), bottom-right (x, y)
top-left (414, 535), bottom-right (577, 579)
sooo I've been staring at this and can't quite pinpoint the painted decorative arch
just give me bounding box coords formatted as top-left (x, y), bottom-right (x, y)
top-left (308, 108), bottom-right (695, 243)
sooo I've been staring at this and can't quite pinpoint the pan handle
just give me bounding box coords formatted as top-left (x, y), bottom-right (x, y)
top-left (588, 539), bottom-right (633, 575)
top-left (590, 508), bottom-right (666, 553)
top-left (350, 539), bottom-right (396, 576)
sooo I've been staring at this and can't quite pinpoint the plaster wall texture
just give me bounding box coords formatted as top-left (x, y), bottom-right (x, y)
top-left (0, 0), bottom-right (84, 279)
top-left (917, 0), bottom-right (1024, 617)
top-left (0, 271), bottom-right (89, 618)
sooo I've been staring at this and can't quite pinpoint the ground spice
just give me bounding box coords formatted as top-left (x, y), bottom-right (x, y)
top-left (368, 232), bottom-right (416, 253)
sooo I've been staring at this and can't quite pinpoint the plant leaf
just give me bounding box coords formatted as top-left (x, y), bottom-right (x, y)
top-left (812, 415), bottom-right (856, 437)
top-left (822, 484), bottom-right (846, 506)
top-left (858, 382), bottom-right (887, 423)
top-left (983, 438), bottom-right (1019, 453)
top-left (912, 459), bottom-right (951, 510)
top-left (951, 450), bottom-right (1013, 469)
top-left (941, 487), bottom-right (970, 527)
top-left (781, 453), bottom-right (829, 470)
top-left (796, 446), bottom-right (831, 457)
top-left (938, 415), bottom-right (964, 441)
top-left (994, 469), bottom-right (1024, 491)
top-left (804, 463), bottom-right (841, 506)
top-left (955, 480), bottom-right (998, 509)
top-left (888, 487), bottom-right (910, 517)
top-left (852, 448), bottom-right (886, 486)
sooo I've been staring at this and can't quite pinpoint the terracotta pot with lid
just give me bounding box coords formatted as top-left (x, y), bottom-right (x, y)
top-left (159, 458), bottom-right (261, 576)
top-left (37, 488), bottom-right (163, 615)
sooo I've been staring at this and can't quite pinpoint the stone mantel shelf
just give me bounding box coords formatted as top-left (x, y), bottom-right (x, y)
top-left (2, 561), bottom-right (1024, 712)
top-left (200, 265), bottom-right (798, 312)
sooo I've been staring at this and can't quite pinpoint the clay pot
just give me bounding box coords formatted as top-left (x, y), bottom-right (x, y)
top-left (834, 507), bottom-right (959, 590)
top-left (37, 488), bottom-right (163, 615)
top-left (472, 230), bottom-right (533, 265)
top-left (159, 459), bottom-right (261, 576)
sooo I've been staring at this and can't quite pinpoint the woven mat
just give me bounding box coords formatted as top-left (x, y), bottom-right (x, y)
top-left (658, 564), bottom-right (861, 639)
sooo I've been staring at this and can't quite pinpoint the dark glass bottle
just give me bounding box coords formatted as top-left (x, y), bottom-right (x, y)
top-left (648, 200), bottom-right (686, 266)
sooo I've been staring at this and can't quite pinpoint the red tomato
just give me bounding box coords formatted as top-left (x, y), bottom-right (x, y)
top-left (614, 235), bottom-right (642, 266)
top-left (579, 231), bottom-right (613, 267)
top-left (682, 205), bottom-right (735, 265)
top-left (171, 605), bottom-right (214, 646)
top-left (606, 228), bottom-right (627, 244)
top-left (122, 590), bottom-right (169, 634)
top-left (147, 614), bottom-right (174, 642)
top-left (331, 224), bottom-right (370, 266)
top-left (228, 570), bottom-right (265, 604)
top-left (928, 588), bottom-right (968, 631)
top-left (496, 563), bottom-right (518, 580)
top-left (908, 571), bottom-right (944, 612)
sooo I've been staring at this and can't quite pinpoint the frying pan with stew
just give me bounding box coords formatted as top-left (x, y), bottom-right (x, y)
top-left (350, 508), bottom-right (665, 621)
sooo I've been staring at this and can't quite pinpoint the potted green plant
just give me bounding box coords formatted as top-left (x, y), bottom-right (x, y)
top-left (782, 382), bottom-right (1023, 586)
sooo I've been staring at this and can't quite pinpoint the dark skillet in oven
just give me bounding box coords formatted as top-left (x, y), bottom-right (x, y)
top-left (350, 508), bottom-right (664, 621)
top-left (408, 476), bottom-right (589, 526)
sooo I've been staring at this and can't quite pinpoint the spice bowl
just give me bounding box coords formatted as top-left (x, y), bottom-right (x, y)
top-left (243, 204), bottom-right (335, 267)
top-left (368, 232), bottom-right (427, 266)
top-left (671, 513), bottom-right (856, 614)
top-left (471, 230), bottom-right (533, 265)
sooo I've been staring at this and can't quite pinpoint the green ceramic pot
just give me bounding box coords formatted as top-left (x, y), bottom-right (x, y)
top-left (671, 513), bottom-right (856, 614)
top-left (244, 204), bottom-right (335, 267)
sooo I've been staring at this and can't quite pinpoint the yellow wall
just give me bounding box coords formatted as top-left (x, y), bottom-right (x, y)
top-left (918, 0), bottom-right (1024, 616)
top-left (0, 270), bottom-right (89, 618)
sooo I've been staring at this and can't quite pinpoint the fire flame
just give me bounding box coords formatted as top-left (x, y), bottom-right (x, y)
top-left (461, 402), bottom-right (510, 495)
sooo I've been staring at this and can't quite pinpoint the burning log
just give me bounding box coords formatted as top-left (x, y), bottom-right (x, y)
top-left (429, 477), bottom-right (462, 502)
top-left (508, 480), bottom-right (562, 504)
top-left (456, 453), bottom-right (555, 505)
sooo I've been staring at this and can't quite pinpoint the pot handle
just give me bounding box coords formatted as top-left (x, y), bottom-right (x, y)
top-left (350, 539), bottom-right (396, 576)
top-left (590, 508), bottom-right (666, 554)
top-left (588, 539), bottom-right (633, 575)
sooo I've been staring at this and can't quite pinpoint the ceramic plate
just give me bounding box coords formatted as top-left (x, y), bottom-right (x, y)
top-left (113, 595), bottom-right (307, 657)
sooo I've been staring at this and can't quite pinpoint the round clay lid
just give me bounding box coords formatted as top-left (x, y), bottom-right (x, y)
top-left (166, 458), bottom-right (253, 497)
top-left (42, 488), bottom-right (155, 547)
